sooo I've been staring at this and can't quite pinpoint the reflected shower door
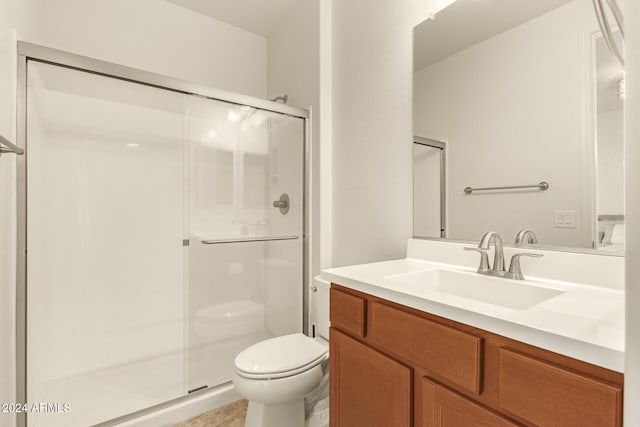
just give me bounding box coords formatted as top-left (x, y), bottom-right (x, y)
top-left (187, 96), bottom-right (304, 390)
top-left (26, 62), bottom-right (187, 426)
top-left (413, 140), bottom-right (445, 238)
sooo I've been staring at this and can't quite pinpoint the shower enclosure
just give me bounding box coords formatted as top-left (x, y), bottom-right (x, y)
top-left (16, 42), bottom-right (308, 427)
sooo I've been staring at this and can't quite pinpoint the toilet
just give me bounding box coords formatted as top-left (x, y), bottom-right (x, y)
top-left (233, 277), bottom-right (330, 427)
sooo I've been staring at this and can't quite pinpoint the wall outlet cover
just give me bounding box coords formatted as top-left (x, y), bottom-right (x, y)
top-left (554, 210), bottom-right (577, 228)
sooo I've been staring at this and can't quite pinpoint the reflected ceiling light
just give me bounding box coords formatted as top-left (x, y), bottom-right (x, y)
top-left (618, 78), bottom-right (625, 100)
top-left (126, 143), bottom-right (140, 148)
top-left (228, 105), bottom-right (254, 123)
top-left (227, 110), bottom-right (242, 123)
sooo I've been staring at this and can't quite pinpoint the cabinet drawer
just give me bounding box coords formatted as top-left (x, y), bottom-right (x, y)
top-left (422, 378), bottom-right (520, 427)
top-left (498, 348), bottom-right (622, 427)
top-left (369, 302), bottom-right (483, 394)
top-left (330, 287), bottom-right (366, 337)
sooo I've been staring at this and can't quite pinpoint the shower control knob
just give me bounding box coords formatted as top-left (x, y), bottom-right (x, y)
top-left (273, 193), bottom-right (290, 215)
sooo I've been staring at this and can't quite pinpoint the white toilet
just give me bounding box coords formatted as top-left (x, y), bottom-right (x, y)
top-left (233, 277), bottom-right (330, 427)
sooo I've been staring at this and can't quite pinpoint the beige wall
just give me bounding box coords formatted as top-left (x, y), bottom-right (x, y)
top-left (624, 0), bottom-right (640, 423)
top-left (331, 0), bottom-right (455, 267)
top-left (266, 0), bottom-right (321, 281)
top-left (37, 0), bottom-right (267, 97)
top-left (597, 108), bottom-right (624, 215)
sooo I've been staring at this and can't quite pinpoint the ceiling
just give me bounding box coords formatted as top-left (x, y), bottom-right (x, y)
top-left (414, 0), bottom-right (575, 71)
top-left (166, 0), bottom-right (304, 37)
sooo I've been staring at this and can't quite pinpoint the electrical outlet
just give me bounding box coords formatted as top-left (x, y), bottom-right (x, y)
top-left (554, 210), bottom-right (576, 228)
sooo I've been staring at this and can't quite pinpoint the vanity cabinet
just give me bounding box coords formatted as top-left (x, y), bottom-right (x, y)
top-left (329, 285), bottom-right (624, 427)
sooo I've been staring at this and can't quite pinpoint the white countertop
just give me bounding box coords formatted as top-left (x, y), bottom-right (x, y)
top-left (322, 257), bottom-right (625, 372)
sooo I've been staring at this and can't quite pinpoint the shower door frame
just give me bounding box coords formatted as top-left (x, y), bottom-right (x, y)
top-left (15, 41), bottom-right (311, 427)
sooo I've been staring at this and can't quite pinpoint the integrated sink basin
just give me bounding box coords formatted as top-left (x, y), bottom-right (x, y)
top-left (384, 269), bottom-right (565, 310)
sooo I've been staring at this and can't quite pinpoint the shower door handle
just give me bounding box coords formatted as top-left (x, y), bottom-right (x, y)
top-left (273, 193), bottom-right (290, 215)
top-left (201, 235), bottom-right (299, 244)
top-left (0, 133), bottom-right (24, 156)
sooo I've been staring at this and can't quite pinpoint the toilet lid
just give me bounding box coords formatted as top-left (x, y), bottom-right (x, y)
top-left (235, 333), bottom-right (328, 378)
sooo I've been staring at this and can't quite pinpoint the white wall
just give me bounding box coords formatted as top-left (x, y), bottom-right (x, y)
top-left (265, 0), bottom-right (321, 281)
top-left (624, 0), bottom-right (640, 423)
top-left (597, 108), bottom-right (624, 214)
top-left (331, 0), bottom-right (455, 267)
top-left (0, 2), bottom-right (42, 426)
top-left (319, 0), bottom-right (332, 271)
top-left (38, 0), bottom-right (267, 97)
top-left (414, 0), bottom-right (595, 247)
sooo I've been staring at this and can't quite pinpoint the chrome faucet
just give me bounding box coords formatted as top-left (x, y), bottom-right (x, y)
top-left (464, 232), bottom-right (505, 277)
top-left (480, 231), bottom-right (506, 273)
top-left (515, 229), bottom-right (538, 244)
top-left (465, 231), bottom-right (543, 280)
top-left (505, 253), bottom-right (542, 280)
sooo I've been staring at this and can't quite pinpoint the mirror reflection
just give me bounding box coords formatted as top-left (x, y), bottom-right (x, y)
top-left (413, 0), bottom-right (624, 253)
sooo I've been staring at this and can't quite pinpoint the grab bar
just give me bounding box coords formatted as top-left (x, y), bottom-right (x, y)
top-left (464, 181), bottom-right (549, 194)
top-left (0, 133), bottom-right (24, 156)
top-left (201, 235), bottom-right (299, 245)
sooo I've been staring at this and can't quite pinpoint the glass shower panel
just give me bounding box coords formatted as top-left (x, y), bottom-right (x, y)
top-left (26, 62), bottom-right (187, 427)
top-left (187, 96), bottom-right (304, 390)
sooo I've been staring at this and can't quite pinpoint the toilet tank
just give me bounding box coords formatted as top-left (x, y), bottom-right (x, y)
top-left (313, 276), bottom-right (331, 340)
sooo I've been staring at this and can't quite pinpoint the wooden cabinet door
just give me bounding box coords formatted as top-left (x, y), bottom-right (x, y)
top-left (497, 349), bottom-right (622, 427)
top-left (422, 378), bottom-right (521, 427)
top-left (330, 328), bottom-right (412, 427)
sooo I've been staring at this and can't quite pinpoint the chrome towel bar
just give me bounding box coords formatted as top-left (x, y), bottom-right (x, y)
top-left (464, 181), bottom-right (549, 195)
top-left (201, 235), bottom-right (299, 245)
top-left (0, 133), bottom-right (24, 156)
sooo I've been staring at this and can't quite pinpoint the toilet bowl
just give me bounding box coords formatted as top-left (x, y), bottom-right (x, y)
top-left (233, 277), bottom-right (330, 427)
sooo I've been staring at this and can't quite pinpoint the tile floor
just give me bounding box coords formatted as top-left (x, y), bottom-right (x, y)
top-left (173, 399), bottom-right (248, 427)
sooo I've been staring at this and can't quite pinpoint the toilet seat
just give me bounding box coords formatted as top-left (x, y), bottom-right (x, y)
top-left (235, 333), bottom-right (328, 380)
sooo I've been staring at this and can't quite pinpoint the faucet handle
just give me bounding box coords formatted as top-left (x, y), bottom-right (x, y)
top-left (507, 253), bottom-right (543, 280)
top-left (515, 229), bottom-right (539, 244)
top-left (464, 247), bottom-right (490, 273)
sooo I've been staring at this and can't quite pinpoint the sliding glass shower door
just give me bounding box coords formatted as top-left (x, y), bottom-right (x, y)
top-left (23, 57), bottom-right (305, 426)
top-left (186, 95), bottom-right (303, 390)
top-left (26, 62), bottom-right (187, 427)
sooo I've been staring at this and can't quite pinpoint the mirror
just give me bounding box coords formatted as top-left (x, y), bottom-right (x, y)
top-left (413, 0), bottom-right (624, 254)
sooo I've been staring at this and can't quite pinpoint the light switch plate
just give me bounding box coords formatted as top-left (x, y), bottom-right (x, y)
top-left (554, 210), bottom-right (576, 228)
